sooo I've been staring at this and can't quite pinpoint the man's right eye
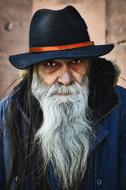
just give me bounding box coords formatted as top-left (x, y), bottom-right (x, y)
top-left (46, 61), bottom-right (57, 67)
top-left (42, 60), bottom-right (61, 73)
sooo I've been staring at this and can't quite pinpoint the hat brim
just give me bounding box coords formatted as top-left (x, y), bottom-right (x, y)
top-left (9, 44), bottom-right (114, 70)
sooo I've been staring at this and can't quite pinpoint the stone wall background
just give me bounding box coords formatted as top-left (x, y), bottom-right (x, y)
top-left (0, 0), bottom-right (32, 98)
top-left (105, 0), bottom-right (126, 87)
top-left (0, 0), bottom-right (126, 99)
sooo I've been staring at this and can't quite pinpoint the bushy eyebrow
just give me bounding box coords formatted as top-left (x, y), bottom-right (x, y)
top-left (52, 58), bottom-right (86, 64)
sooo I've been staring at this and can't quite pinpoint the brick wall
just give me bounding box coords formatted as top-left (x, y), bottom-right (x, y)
top-left (0, 0), bottom-right (32, 99)
top-left (105, 0), bottom-right (126, 87)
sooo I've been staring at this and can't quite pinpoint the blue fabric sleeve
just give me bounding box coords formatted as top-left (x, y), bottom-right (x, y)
top-left (119, 114), bottom-right (126, 190)
top-left (0, 97), bottom-right (9, 189)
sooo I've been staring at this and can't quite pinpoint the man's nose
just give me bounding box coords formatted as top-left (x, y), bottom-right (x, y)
top-left (58, 66), bottom-right (74, 85)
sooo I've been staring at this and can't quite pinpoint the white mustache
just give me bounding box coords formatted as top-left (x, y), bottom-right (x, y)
top-left (45, 82), bottom-right (82, 97)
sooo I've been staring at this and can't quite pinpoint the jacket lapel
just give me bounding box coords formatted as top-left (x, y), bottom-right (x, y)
top-left (89, 91), bottom-right (118, 155)
top-left (89, 123), bottom-right (110, 156)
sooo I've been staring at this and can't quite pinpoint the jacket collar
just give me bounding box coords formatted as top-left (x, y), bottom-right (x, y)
top-left (89, 100), bottom-right (118, 156)
top-left (87, 57), bottom-right (119, 153)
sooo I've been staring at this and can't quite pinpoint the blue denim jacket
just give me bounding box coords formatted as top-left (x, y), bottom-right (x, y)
top-left (0, 85), bottom-right (126, 190)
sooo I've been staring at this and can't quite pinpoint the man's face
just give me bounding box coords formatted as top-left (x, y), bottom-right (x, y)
top-left (36, 58), bottom-right (89, 87)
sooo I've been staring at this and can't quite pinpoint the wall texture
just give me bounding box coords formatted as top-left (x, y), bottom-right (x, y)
top-left (106, 0), bottom-right (126, 87)
top-left (0, 0), bottom-right (32, 98)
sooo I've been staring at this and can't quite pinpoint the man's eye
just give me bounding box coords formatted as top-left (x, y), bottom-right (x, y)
top-left (42, 61), bottom-right (60, 72)
top-left (46, 61), bottom-right (57, 67)
top-left (72, 59), bottom-right (81, 64)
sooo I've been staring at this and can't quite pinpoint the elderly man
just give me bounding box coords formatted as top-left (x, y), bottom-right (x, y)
top-left (0, 5), bottom-right (126, 190)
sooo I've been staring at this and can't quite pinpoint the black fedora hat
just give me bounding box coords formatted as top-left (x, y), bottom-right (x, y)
top-left (9, 6), bottom-right (114, 70)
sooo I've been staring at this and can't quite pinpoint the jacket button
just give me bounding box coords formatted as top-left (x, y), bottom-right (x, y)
top-left (15, 176), bottom-right (20, 182)
top-left (96, 178), bottom-right (102, 185)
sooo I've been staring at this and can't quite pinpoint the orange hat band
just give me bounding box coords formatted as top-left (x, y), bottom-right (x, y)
top-left (29, 41), bottom-right (94, 53)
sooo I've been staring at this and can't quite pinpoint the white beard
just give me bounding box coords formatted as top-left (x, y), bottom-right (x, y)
top-left (31, 73), bottom-right (93, 189)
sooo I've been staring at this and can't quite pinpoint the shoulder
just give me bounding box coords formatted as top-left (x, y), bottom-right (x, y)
top-left (114, 86), bottom-right (126, 113)
top-left (0, 96), bottom-right (10, 109)
top-left (114, 85), bottom-right (126, 134)
top-left (0, 96), bottom-right (10, 129)
top-left (114, 85), bottom-right (126, 111)
top-left (114, 85), bottom-right (126, 99)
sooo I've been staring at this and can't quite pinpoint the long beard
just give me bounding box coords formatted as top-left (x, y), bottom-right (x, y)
top-left (31, 73), bottom-right (93, 189)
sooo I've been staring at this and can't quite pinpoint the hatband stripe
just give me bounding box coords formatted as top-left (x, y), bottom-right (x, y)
top-left (29, 41), bottom-right (94, 52)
